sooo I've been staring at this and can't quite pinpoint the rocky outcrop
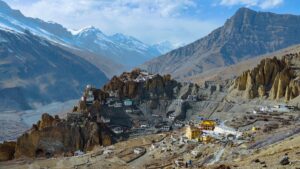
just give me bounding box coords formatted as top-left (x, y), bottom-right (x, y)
top-left (14, 113), bottom-right (111, 158)
top-left (269, 69), bottom-right (294, 100)
top-left (285, 79), bottom-right (300, 101)
top-left (230, 53), bottom-right (300, 101)
top-left (102, 69), bottom-right (178, 100)
top-left (0, 141), bottom-right (16, 161)
top-left (36, 114), bottom-right (61, 130)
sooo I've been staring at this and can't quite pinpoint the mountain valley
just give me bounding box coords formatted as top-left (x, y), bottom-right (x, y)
top-left (1, 46), bottom-right (300, 167)
top-left (0, 1), bottom-right (299, 169)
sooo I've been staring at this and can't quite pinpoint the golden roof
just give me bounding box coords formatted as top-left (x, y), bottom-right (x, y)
top-left (200, 120), bottom-right (216, 126)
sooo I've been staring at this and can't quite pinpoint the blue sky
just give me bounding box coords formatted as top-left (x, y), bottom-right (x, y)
top-left (3, 0), bottom-right (300, 45)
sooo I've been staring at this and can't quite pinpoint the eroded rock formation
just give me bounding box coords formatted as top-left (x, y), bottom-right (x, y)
top-left (0, 141), bottom-right (16, 161)
top-left (14, 113), bottom-right (111, 158)
top-left (102, 69), bottom-right (178, 100)
top-left (230, 53), bottom-right (300, 101)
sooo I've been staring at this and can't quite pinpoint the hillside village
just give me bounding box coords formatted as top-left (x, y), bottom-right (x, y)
top-left (1, 2), bottom-right (300, 169)
top-left (1, 58), bottom-right (300, 168)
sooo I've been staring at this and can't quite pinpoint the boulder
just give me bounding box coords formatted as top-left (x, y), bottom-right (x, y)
top-left (279, 156), bottom-right (290, 165)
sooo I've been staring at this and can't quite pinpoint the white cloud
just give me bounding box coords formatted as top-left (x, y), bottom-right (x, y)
top-left (3, 0), bottom-right (219, 45)
top-left (259, 0), bottom-right (283, 9)
top-left (220, 0), bottom-right (258, 7)
top-left (219, 0), bottom-right (283, 9)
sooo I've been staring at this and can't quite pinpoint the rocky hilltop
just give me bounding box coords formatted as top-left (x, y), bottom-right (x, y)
top-left (0, 70), bottom-right (179, 159)
top-left (0, 69), bottom-right (228, 161)
top-left (102, 69), bottom-right (178, 100)
top-left (141, 8), bottom-right (300, 80)
top-left (12, 112), bottom-right (111, 159)
top-left (229, 52), bottom-right (300, 101)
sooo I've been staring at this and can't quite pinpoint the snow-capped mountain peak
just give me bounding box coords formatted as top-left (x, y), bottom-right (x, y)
top-left (72, 26), bottom-right (102, 35)
top-left (75, 26), bottom-right (105, 38)
top-left (0, 0), bottom-right (73, 44)
top-left (73, 26), bottom-right (114, 46)
top-left (0, 0), bottom-right (168, 69)
top-left (151, 41), bottom-right (177, 54)
top-left (110, 33), bottom-right (137, 42)
top-left (110, 33), bottom-right (149, 51)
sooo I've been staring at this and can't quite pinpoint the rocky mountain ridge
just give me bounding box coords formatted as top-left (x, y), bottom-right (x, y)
top-left (141, 7), bottom-right (300, 80)
top-left (0, 0), bottom-right (173, 69)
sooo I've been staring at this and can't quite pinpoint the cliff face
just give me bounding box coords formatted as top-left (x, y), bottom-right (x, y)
top-left (14, 113), bottom-right (109, 158)
top-left (102, 69), bottom-right (178, 100)
top-left (0, 141), bottom-right (16, 161)
top-left (230, 53), bottom-right (300, 101)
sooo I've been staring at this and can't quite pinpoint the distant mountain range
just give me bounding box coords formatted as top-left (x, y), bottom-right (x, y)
top-left (0, 0), bottom-right (177, 112)
top-left (141, 8), bottom-right (300, 80)
top-left (0, 0), bottom-right (174, 70)
top-left (151, 41), bottom-right (180, 55)
top-left (72, 27), bottom-right (161, 68)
